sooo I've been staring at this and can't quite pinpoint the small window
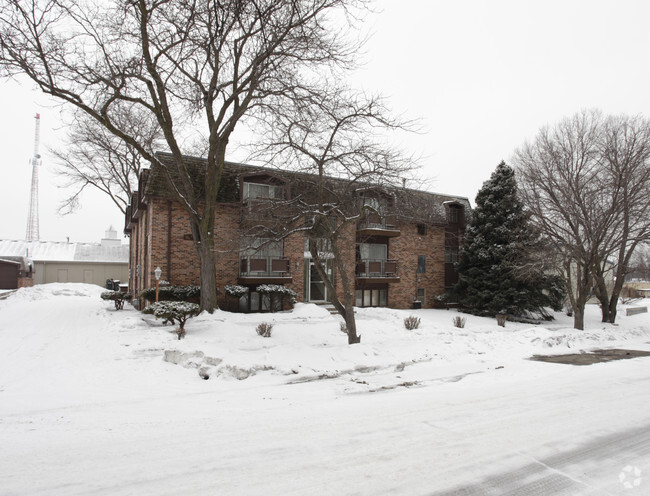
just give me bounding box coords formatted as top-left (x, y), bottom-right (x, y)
top-left (417, 255), bottom-right (426, 273)
top-left (243, 182), bottom-right (283, 200)
top-left (445, 247), bottom-right (459, 263)
top-left (417, 224), bottom-right (427, 235)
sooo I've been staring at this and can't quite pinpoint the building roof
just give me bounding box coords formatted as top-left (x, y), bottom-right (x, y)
top-left (0, 239), bottom-right (129, 263)
top-left (139, 152), bottom-right (472, 225)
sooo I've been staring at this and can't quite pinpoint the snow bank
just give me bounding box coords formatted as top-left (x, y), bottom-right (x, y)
top-left (2, 284), bottom-right (650, 402)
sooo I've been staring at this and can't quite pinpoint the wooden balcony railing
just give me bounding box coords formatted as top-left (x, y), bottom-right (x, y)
top-left (355, 259), bottom-right (399, 281)
top-left (239, 256), bottom-right (291, 279)
top-left (357, 214), bottom-right (400, 237)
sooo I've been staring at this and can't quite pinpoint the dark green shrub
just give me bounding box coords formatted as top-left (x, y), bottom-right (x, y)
top-left (257, 284), bottom-right (298, 312)
top-left (140, 285), bottom-right (201, 303)
top-left (101, 291), bottom-right (133, 310)
top-left (144, 301), bottom-right (200, 339)
top-left (225, 285), bottom-right (248, 299)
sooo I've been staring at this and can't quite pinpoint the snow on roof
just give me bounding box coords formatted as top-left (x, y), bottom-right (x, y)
top-left (0, 239), bottom-right (129, 263)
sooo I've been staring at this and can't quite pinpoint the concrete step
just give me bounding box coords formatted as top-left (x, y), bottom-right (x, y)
top-left (312, 302), bottom-right (339, 315)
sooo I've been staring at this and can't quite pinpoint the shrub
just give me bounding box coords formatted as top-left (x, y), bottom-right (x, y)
top-left (100, 291), bottom-right (133, 310)
top-left (340, 322), bottom-right (348, 334)
top-left (496, 314), bottom-right (507, 327)
top-left (140, 285), bottom-right (201, 303)
top-left (257, 284), bottom-right (298, 301)
top-left (452, 316), bottom-right (466, 328)
top-left (100, 290), bottom-right (133, 301)
top-left (256, 322), bottom-right (273, 338)
top-left (404, 315), bottom-right (421, 330)
top-left (224, 285), bottom-right (248, 299)
top-left (256, 284), bottom-right (298, 312)
top-left (144, 301), bottom-right (200, 339)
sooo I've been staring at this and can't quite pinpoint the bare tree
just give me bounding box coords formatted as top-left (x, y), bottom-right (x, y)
top-left (0, 0), bottom-right (366, 312)
top-left (514, 110), bottom-right (609, 330)
top-left (53, 107), bottom-right (162, 215)
top-left (514, 109), bottom-right (650, 329)
top-left (592, 114), bottom-right (650, 322)
top-left (250, 87), bottom-right (416, 343)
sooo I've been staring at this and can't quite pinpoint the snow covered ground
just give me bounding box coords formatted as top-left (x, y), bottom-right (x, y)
top-left (1, 283), bottom-right (650, 495)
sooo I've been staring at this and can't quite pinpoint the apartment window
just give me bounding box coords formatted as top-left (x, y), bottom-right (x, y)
top-left (417, 255), bottom-right (426, 273)
top-left (240, 237), bottom-right (283, 258)
top-left (362, 196), bottom-right (386, 215)
top-left (417, 224), bottom-right (427, 235)
top-left (355, 287), bottom-right (387, 307)
top-left (445, 247), bottom-right (459, 263)
top-left (305, 237), bottom-right (332, 254)
top-left (243, 182), bottom-right (283, 200)
top-left (359, 243), bottom-right (388, 261)
top-left (448, 205), bottom-right (462, 224)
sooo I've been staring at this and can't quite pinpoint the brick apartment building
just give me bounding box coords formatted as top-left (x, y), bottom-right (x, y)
top-left (125, 153), bottom-right (470, 311)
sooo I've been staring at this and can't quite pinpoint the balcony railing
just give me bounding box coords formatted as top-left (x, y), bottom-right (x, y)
top-left (239, 256), bottom-right (291, 279)
top-left (355, 259), bottom-right (399, 280)
top-left (357, 214), bottom-right (400, 237)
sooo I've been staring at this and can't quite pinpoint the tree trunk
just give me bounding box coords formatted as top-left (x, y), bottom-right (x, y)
top-left (573, 305), bottom-right (585, 331)
top-left (191, 220), bottom-right (218, 313)
top-left (309, 239), bottom-right (360, 344)
top-left (344, 304), bottom-right (360, 344)
top-left (592, 264), bottom-right (611, 323)
top-left (343, 285), bottom-right (360, 344)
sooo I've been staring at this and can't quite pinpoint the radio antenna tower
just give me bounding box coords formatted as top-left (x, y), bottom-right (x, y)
top-left (25, 113), bottom-right (41, 241)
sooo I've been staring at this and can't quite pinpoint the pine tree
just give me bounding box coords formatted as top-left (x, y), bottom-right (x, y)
top-left (455, 162), bottom-right (564, 318)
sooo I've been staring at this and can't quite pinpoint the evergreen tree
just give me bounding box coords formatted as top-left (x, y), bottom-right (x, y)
top-left (455, 162), bottom-right (564, 318)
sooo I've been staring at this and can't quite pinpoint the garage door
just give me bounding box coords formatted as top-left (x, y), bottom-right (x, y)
top-left (0, 263), bottom-right (18, 289)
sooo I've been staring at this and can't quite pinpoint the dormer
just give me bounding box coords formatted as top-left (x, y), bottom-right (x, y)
top-left (443, 201), bottom-right (465, 228)
top-left (357, 188), bottom-right (400, 237)
top-left (240, 172), bottom-right (286, 202)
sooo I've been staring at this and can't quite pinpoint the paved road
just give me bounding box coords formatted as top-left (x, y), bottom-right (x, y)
top-left (431, 423), bottom-right (650, 495)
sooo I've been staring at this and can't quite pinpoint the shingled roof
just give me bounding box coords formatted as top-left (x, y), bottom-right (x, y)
top-left (139, 151), bottom-right (471, 225)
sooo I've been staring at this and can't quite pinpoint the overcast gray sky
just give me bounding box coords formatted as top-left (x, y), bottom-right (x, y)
top-left (2, 0), bottom-right (650, 243)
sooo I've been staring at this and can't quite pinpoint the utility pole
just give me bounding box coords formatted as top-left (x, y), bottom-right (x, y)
top-left (25, 113), bottom-right (41, 242)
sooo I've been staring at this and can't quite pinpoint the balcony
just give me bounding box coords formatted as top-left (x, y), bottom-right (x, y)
top-left (357, 214), bottom-right (400, 237)
top-left (356, 259), bottom-right (400, 283)
top-left (238, 256), bottom-right (293, 284)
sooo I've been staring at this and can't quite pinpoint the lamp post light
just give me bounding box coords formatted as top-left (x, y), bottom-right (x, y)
top-left (154, 266), bottom-right (162, 302)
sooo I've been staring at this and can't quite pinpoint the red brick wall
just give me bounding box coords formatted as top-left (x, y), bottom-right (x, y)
top-left (129, 196), bottom-right (456, 311)
top-left (388, 222), bottom-right (446, 309)
top-left (17, 277), bottom-right (34, 288)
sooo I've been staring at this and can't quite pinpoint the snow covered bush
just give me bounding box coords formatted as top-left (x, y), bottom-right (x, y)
top-left (404, 315), bottom-right (421, 330)
top-left (452, 316), bottom-right (466, 328)
top-left (144, 301), bottom-right (200, 339)
top-left (140, 285), bottom-right (201, 303)
top-left (256, 322), bottom-right (273, 338)
top-left (100, 291), bottom-right (133, 310)
top-left (257, 284), bottom-right (298, 301)
top-left (224, 285), bottom-right (248, 299)
top-left (496, 314), bottom-right (507, 327)
top-left (256, 284), bottom-right (298, 312)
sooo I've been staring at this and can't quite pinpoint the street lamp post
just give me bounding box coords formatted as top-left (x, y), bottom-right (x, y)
top-left (154, 266), bottom-right (162, 302)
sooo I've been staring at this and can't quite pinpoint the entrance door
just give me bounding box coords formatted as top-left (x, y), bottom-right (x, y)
top-left (308, 260), bottom-right (331, 302)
